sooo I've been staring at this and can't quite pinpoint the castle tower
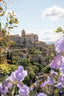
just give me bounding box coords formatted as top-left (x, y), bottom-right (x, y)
top-left (21, 29), bottom-right (25, 38)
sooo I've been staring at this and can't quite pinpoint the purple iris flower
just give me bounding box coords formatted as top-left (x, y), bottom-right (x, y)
top-left (40, 81), bottom-right (47, 88)
top-left (17, 84), bottom-right (29, 96)
top-left (60, 67), bottom-right (64, 73)
top-left (8, 66), bottom-right (27, 83)
top-left (59, 91), bottom-right (63, 95)
top-left (59, 75), bottom-right (64, 88)
top-left (55, 75), bottom-right (64, 89)
top-left (38, 93), bottom-right (47, 96)
top-left (60, 56), bottom-right (64, 67)
top-left (0, 78), bottom-right (13, 95)
top-left (41, 76), bottom-right (56, 88)
top-left (46, 76), bottom-right (56, 85)
top-left (2, 79), bottom-right (12, 89)
top-left (50, 70), bottom-right (58, 76)
top-left (29, 85), bottom-right (34, 91)
top-left (55, 82), bottom-right (62, 90)
top-left (0, 83), bottom-right (8, 94)
top-left (0, 83), bottom-right (3, 93)
top-left (55, 37), bottom-right (64, 53)
top-left (58, 75), bottom-right (64, 88)
top-left (49, 55), bottom-right (64, 69)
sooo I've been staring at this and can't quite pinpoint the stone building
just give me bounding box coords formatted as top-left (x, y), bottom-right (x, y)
top-left (9, 29), bottom-right (38, 48)
top-left (9, 34), bottom-right (24, 44)
top-left (34, 41), bottom-right (47, 50)
top-left (21, 29), bottom-right (38, 42)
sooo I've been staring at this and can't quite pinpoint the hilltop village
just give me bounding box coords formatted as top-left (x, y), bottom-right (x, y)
top-left (9, 29), bottom-right (47, 49)
top-left (0, 29), bottom-right (55, 66)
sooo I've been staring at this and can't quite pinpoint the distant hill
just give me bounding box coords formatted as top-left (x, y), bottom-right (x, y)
top-left (46, 41), bottom-right (55, 45)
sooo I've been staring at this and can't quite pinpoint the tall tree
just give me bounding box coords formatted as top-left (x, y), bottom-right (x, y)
top-left (0, 0), bottom-right (18, 63)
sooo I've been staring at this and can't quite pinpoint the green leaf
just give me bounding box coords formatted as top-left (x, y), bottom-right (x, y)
top-left (14, 25), bottom-right (18, 27)
top-left (0, 7), bottom-right (3, 13)
top-left (8, 27), bottom-right (13, 29)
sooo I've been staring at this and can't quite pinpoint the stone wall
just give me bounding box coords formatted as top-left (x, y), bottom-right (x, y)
top-left (34, 41), bottom-right (47, 49)
top-left (25, 34), bottom-right (38, 42)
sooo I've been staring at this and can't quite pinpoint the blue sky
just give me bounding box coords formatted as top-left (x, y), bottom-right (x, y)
top-left (2, 0), bottom-right (64, 42)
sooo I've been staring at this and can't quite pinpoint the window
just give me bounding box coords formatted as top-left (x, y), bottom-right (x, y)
top-left (34, 36), bottom-right (35, 39)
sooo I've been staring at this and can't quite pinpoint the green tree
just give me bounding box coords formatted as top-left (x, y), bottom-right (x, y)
top-left (18, 58), bottom-right (31, 67)
top-left (0, 0), bottom-right (18, 78)
top-left (28, 48), bottom-right (42, 55)
top-left (7, 40), bottom-right (17, 47)
top-left (0, 0), bottom-right (18, 64)
top-left (41, 65), bottom-right (51, 73)
top-left (32, 62), bottom-right (42, 72)
top-left (26, 66), bottom-right (35, 79)
top-left (55, 27), bottom-right (64, 33)
top-left (23, 75), bottom-right (30, 86)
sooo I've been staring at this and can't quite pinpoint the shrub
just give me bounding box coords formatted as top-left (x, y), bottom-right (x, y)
top-left (33, 62), bottom-right (42, 72)
top-left (23, 49), bottom-right (26, 53)
top-left (32, 65), bottom-right (39, 73)
top-left (26, 66), bottom-right (35, 79)
top-left (12, 57), bottom-right (21, 65)
top-left (28, 48), bottom-right (42, 55)
top-left (17, 58), bottom-right (31, 67)
top-left (41, 65), bottom-right (51, 73)
top-left (0, 64), bottom-right (11, 75)
top-left (7, 40), bottom-right (17, 47)
top-left (23, 75), bottom-right (30, 86)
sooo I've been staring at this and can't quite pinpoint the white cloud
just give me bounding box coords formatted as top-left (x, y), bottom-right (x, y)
top-left (22, 29), bottom-right (63, 43)
top-left (42, 6), bottom-right (64, 21)
top-left (38, 30), bottom-right (63, 42)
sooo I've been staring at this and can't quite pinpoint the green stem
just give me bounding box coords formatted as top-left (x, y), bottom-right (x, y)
top-left (12, 85), bottom-right (15, 96)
